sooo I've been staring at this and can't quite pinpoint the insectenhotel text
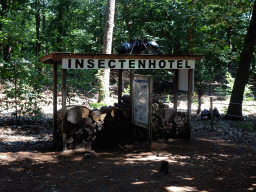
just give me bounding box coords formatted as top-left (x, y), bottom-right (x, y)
top-left (62, 58), bottom-right (195, 69)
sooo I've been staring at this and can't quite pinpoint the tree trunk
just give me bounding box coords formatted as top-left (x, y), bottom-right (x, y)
top-left (1, 1), bottom-right (10, 62)
top-left (56, 1), bottom-right (64, 52)
top-left (35, 0), bottom-right (41, 58)
top-left (98, 0), bottom-right (115, 103)
top-left (227, 25), bottom-right (236, 76)
top-left (225, 0), bottom-right (256, 120)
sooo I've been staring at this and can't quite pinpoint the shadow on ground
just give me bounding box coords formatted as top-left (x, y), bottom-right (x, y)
top-left (0, 132), bottom-right (256, 192)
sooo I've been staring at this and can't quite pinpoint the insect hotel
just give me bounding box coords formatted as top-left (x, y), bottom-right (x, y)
top-left (40, 52), bottom-right (202, 151)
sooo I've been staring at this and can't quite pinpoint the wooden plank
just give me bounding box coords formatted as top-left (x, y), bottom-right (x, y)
top-left (174, 69), bottom-right (178, 112)
top-left (118, 69), bottom-right (123, 103)
top-left (148, 76), bottom-right (153, 151)
top-left (210, 97), bottom-right (214, 131)
top-left (130, 69), bottom-right (135, 140)
top-left (53, 63), bottom-right (58, 140)
top-left (187, 69), bottom-right (193, 140)
top-left (130, 70), bottom-right (135, 123)
top-left (62, 69), bottom-right (67, 151)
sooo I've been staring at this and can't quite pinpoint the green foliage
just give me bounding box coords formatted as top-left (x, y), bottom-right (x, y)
top-left (230, 121), bottom-right (255, 132)
top-left (67, 69), bottom-right (98, 92)
top-left (165, 94), bottom-right (170, 103)
top-left (122, 85), bottom-right (130, 95)
top-left (215, 72), bottom-right (254, 100)
top-left (1, 0), bottom-right (256, 118)
top-left (89, 102), bottom-right (107, 109)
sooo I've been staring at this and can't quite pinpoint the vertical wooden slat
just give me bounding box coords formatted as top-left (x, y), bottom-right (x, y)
top-left (130, 69), bottom-right (135, 142)
top-left (118, 69), bottom-right (123, 103)
top-left (62, 69), bottom-right (67, 151)
top-left (174, 69), bottom-right (178, 112)
top-left (148, 76), bottom-right (153, 151)
top-left (210, 96), bottom-right (214, 131)
top-left (187, 69), bottom-right (193, 140)
top-left (130, 69), bottom-right (135, 124)
top-left (53, 63), bottom-right (58, 140)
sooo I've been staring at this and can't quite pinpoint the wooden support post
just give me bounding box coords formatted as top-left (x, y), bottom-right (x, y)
top-left (130, 70), bottom-right (135, 123)
top-left (210, 96), bottom-right (214, 131)
top-left (130, 69), bottom-right (135, 142)
top-left (148, 76), bottom-right (153, 151)
top-left (118, 69), bottom-right (123, 103)
top-left (187, 69), bottom-right (193, 140)
top-left (53, 63), bottom-right (58, 140)
top-left (62, 69), bottom-right (67, 151)
top-left (174, 69), bottom-right (178, 112)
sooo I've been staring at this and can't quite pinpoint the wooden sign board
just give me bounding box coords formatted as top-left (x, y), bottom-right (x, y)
top-left (62, 58), bottom-right (195, 69)
top-left (178, 69), bottom-right (194, 92)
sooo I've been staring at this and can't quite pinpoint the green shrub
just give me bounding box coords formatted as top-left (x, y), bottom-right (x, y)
top-left (215, 72), bottom-right (254, 101)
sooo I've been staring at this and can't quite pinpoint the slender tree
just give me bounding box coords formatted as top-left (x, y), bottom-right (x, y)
top-left (225, 0), bottom-right (256, 120)
top-left (35, 0), bottom-right (41, 58)
top-left (98, 0), bottom-right (116, 103)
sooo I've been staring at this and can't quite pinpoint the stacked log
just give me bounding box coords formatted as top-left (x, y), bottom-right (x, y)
top-left (118, 95), bottom-right (189, 141)
top-left (152, 100), bottom-right (188, 139)
top-left (91, 102), bottom-right (133, 150)
top-left (91, 95), bottom-right (133, 149)
top-left (55, 106), bottom-right (91, 149)
top-left (55, 103), bottom-right (133, 150)
top-left (54, 95), bottom-right (190, 150)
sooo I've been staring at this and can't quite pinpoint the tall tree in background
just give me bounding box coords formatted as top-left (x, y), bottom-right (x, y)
top-left (226, 0), bottom-right (256, 120)
top-left (98, 0), bottom-right (115, 103)
top-left (35, 0), bottom-right (41, 58)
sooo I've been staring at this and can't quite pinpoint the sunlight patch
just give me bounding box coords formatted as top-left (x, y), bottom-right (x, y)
top-left (182, 177), bottom-right (194, 181)
top-left (165, 186), bottom-right (201, 192)
top-left (131, 181), bottom-right (157, 185)
top-left (247, 184), bottom-right (256, 191)
top-left (125, 155), bottom-right (177, 162)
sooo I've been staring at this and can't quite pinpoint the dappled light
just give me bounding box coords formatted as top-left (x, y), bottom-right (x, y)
top-left (1, 116), bottom-right (255, 191)
top-left (131, 180), bottom-right (158, 185)
top-left (1, 131), bottom-right (255, 191)
top-left (124, 152), bottom-right (172, 162)
top-left (165, 186), bottom-right (202, 192)
top-left (247, 183), bottom-right (256, 191)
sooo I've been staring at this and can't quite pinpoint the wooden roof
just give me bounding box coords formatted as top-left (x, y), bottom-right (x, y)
top-left (39, 52), bottom-right (204, 64)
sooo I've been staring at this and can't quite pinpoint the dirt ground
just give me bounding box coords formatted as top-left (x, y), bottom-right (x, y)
top-left (1, 127), bottom-right (256, 192)
top-left (0, 90), bottom-right (256, 192)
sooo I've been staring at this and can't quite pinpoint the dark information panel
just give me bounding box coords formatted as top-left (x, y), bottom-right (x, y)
top-left (132, 75), bottom-right (153, 129)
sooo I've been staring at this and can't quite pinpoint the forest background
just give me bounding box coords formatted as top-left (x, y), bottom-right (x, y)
top-left (0, 0), bottom-right (256, 119)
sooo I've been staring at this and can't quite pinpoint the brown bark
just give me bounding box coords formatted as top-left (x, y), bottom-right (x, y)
top-left (226, 0), bottom-right (256, 120)
top-left (1, 1), bottom-right (10, 62)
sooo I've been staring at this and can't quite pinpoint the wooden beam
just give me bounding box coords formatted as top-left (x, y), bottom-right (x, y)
top-left (118, 69), bottom-right (123, 103)
top-left (62, 69), bottom-right (67, 151)
top-left (39, 52), bottom-right (204, 64)
top-left (53, 63), bottom-right (58, 140)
